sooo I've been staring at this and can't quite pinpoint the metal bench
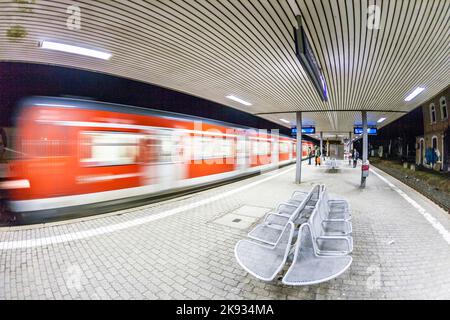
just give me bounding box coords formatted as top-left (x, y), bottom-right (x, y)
top-left (325, 158), bottom-right (340, 170)
top-left (282, 224), bottom-right (353, 286)
top-left (234, 222), bottom-right (295, 282)
top-left (235, 185), bottom-right (353, 285)
top-left (310, 201), bottom-right (353, 255)
top-left (321, 187), bottom-right (352, 221)
top-left (286, 186), bottom-right (321, 208)
top-left (247, 186), bottom-right (320, 245)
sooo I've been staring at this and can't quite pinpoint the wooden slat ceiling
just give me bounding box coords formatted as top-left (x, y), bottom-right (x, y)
top-left (1, 0), bottom-right (449, 134)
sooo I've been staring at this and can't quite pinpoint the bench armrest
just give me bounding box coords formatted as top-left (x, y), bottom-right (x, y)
top-left (291, 190), bottom-right (308, 198)
top-left (264, 213), bottom-right (290, 227)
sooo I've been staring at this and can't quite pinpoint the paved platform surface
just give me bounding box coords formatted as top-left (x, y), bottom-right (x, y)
top-left (1, 161), bottom-right (449, 300)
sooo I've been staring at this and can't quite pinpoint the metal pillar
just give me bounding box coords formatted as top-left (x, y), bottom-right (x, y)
top-left (348, 131), bottom-right (352, 165)
top-left (295, 112), bottom-right (302, 184)
top-left (320, 132), bottom-right (324, 162)
top-left (361, 111), bottom-right (369, 188)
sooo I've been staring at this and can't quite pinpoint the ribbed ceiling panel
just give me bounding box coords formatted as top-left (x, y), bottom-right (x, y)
top-left (1, 0), bottom-right (449, 133)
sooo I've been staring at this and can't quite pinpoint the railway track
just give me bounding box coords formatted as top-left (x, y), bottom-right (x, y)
top-left (372, 163), bottom-right (450, 213)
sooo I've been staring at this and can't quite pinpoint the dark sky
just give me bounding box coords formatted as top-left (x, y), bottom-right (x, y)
top-left (0, 62), bottom-right (297, 137)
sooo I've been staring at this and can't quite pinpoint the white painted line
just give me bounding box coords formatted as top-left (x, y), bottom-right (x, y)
top-left (370, 168), bottom-right (450, 246)
top-left (0, 165), bottom-right (296, 250)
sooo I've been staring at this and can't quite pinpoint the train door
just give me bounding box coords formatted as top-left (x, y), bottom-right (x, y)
top-left (145, 131), bottom-right (185, 189)
top-left (293, 141), bottom-right (297, 160)
top-left (271, 135), bottom-right (279, 167)
top-left (236, 134), bottom-right (249, 170)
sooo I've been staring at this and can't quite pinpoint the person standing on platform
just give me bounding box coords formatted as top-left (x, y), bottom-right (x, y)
top-left (315, 146), bottom-right (321, 166)
top-left (308, 147), bottom-right (312, 165)
top-left (353, 149), bottom-right (359, 168)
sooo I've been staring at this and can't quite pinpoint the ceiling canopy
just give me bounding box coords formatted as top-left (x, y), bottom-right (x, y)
top-left (1, 0), bottom-right (449, 137)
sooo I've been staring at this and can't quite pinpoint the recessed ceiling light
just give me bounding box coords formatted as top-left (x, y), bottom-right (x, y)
top-left (226, 95), bottom-right (252, 106)
top-left (39, 41), bottom-right (112, 60)
top-left (280, 119), bottom-right (290, 124)
top-left (405, 87), bottom-right (425, 102)
top-left (377, 117), bottom-right (387, 123)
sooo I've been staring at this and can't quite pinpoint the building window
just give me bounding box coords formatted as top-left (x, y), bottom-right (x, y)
top-left (432, 136), bottom-right (438, 150)
top-left (430, 103), bottom-right (437, 124)
top-left (440, 96), bottom-right (448, 120)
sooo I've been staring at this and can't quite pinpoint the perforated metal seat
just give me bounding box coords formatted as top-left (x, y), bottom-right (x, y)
top-left (317, 199), bottom-right (352, 235)
top-left (248, 185), bottom-right (320, 244)
top-left (282, 224), bottom-right (352, 286)
top-left (247, 223), bottom-right (284, 245)
top-left (322, 188), bottom-right (352, 221)
top-left (235, 222), bottom-right (295, 281)
top-left (310, 204), bottom-right (353, 255)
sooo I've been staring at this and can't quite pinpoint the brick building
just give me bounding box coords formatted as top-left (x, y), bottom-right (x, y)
top-left (416, 86), bottom-right (450, 172)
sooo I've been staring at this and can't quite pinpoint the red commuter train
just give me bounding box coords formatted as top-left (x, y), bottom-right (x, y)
top-left (5, 97), bottom-right (314, 221)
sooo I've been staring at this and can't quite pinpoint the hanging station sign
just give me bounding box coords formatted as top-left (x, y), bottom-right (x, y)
top-left (292, 127), bottom-right (316, 136)
top-left (354, 127), bottom-right (378, 135)
top-left (294, 16), bottom-right (328, 102)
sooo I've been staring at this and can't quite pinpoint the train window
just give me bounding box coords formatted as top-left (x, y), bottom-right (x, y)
top-left (192, 136), bottom-right (233, 160)
top-left (253, 140), bottom-right (270, 156)
top-left (220, 139), bottom-right (234, 158)
top-left (279, 142), bottom-right (289, 153)
top-left (147, 134), bottom-right (181, 163)
top-left (80, 132), bottom-right (140, 167)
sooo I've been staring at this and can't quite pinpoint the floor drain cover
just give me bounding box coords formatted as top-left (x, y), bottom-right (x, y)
top-left (231, 205), bottom-right (271, 218)
top-left (213, 213), bottom-right (258, 230)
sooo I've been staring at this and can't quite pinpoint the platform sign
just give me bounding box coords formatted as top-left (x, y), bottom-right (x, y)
top-left (354, 127), bottom-right (378, 135)
top-left (294, 16), bottom-right (328, 102)
top-left (292, 127), bottom-right (316, 136)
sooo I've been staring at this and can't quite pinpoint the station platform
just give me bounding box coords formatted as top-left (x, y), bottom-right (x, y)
top-left (0, 161), bottom-right (449, 300)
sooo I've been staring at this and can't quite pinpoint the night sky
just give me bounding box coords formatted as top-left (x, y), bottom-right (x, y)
top-left (0, 62), bottom-right (295, 137)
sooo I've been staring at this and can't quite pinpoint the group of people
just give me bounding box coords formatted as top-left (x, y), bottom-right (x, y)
top-left (307, 146), bottom-right (322, 166)
top-left (307, 145), bottom-right (361, 168)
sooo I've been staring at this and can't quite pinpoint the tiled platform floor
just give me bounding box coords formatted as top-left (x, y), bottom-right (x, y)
top-left (1, 161), bottom-right (449, 300)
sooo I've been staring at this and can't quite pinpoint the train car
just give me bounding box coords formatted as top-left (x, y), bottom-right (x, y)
top-left (5, 97), bottom-right (314, 221)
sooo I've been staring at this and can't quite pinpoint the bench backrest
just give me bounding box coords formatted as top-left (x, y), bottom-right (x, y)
top-left (315, 189), bottom-right (329, 222)
top-left (293, 223), bottom-right (317, 263)
top-left (309, 202), bottom-right (325, 240)
top-left (289, 184), bottom-right (322, 222)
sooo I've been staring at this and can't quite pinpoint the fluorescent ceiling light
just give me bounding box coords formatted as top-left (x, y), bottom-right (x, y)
top-left (39, 41), bottom-right (112, 60)
top-left (226, 95), bottom-right (252, 106)
top-left (280, 119), bottom-right (290, 124)
top-left (377, 117), bottom-right (387, 123)
top-left (404, 87), bottom-right (425, 102)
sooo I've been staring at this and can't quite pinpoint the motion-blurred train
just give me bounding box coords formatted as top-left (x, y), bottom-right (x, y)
top-left (4, 97), bottom-right (314, 221)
